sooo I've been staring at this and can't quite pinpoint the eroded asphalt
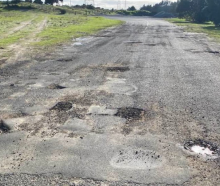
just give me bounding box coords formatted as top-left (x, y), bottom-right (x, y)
top-left (0, 16), bottom-right (220, 185)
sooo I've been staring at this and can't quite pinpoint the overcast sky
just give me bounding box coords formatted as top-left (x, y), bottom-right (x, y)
top-left (64, 0), bottom-right (177, 9)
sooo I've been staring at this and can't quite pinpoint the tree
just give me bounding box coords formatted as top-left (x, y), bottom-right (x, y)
top-left (140, 5), bottom-right (152, 12)
top-left (45, 0), bottom-right (55, 5)
top-left (127, 6), bottom-right (136, 11)
top-left (33, 0), bottom-right (43, 4)
top-left (176, 0), bottom-right (193, 18)
top-left (176, 0), bottom-right (208, 23)
top-left (205, 0), bottom-right (220, 26)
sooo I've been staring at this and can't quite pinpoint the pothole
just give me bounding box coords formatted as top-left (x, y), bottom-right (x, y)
top-left (94, 35), bottom-right (113, 38)
top-left (106, 66), bottom-right (130, 72)
top-left (57, 58), bottom-right (73, 62)
top-left (0, 120), bottom-right (11, 133)
top-left (207, 51), bottom-right (219, 54)
top-left (184, 139), bottom-right (220, 159)
top-left (47, 83), bottom-right (66, 90)
top-left (124, 41), bottom-right (142, 44)
top-left (115, 107), bottom-right (145, 121)
top-left (145, 43), bottom-right (157, 46)
top-left (110, 148), bottom-right (164, 170)
top-left (50, 102), bottom-right (72, 112)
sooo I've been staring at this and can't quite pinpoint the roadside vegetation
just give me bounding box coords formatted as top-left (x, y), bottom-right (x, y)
top-left (167, 18), bottom-right (220, 41)
top-left (120, 0), bottom-right (220, 41)
top-left (0, 1), bottom-right (122, 64)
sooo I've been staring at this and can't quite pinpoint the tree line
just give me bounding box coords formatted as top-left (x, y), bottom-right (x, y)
top-left (176, 0), bottom-right (220, 26)
top-left (129, 0), bottom-right (220, 26)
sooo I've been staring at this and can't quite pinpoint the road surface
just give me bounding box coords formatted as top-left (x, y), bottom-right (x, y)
top-left (0, 16), bottom-right (220, 185)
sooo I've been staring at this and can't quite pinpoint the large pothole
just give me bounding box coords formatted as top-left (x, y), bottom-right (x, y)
top-left (50, 102), bottom-right (72, 112)
top-left (110, 148), bottom-right (164, 170)
top-left (183, 139), bottom-right (220, 160)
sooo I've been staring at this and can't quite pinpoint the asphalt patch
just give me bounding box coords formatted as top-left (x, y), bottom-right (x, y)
top-left (0, 120), bottom-right (10, 133)
top-left (115, 107), bottom-right (145, 121)
top-left (47, 83), bottom-right (66, 90)
top-left (110, 148), bottom-right (163, 169)
top-left (50, 102), bottom-right (72, 112)
top-left (106, 67), bottom-right (130, 72)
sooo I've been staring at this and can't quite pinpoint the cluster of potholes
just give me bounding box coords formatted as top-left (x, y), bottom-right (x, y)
top-left (47, 101), bottom-right (220, 161)
top-left (49, 101), bottom-right (144, 122)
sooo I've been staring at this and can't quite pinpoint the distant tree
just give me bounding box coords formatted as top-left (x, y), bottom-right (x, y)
top-left (45, 0), bottom-right (55, 5)
top-left (176, 0), bottom-right (208, 23)
top-left (11, 0), bottom-right (21, 4)
top-left (34, 0), bottom-right (43, 4)
top-left (140, 5), bottom-right (152, 12)
top-left (127, 6), bottom-right (136, 11)
top-left (86, 4), bottom-right (95, 9)
top-left (176, 0), bottom-right (192, 18)
top-left (25, 0), bottom-right (33, 2)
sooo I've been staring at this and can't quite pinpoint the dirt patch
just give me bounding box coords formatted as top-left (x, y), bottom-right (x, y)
top-left (0, 111), bottom-right (27, 120)
top-left (0, 120), bottom-right (11, 133)
top-left (121, 126), bottom-right (133, 135)
top-left (106, 66), bottom-right (130, 72)
top-left (50, 102), bottom-right (72, 112)
top-left (115, 107), bottom-right (145, 121)
top-left (47, 83), bottom-right (66, 90)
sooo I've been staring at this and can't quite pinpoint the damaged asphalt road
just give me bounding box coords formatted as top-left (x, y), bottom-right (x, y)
top-left (0, 16), bottom-right (220, 185)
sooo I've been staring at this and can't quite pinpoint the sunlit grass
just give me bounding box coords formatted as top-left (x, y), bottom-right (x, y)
top-left (36, 16), bottom-right (122, 47)
top-left (0, 3), bottom-right (122, 49)
top-left (167, 18), bottom-right (220, 41)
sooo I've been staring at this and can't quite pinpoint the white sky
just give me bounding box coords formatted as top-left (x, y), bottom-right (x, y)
top-left (64, 0), bottom-right (177, 9)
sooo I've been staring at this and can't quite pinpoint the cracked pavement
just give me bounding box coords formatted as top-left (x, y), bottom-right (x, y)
top-left (0, 16), bottom-right (220, 185)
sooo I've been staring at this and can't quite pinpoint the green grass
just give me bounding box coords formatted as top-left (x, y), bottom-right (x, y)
top-left (167, 18), bottom-right (220, 41)
top-left (36, 16), bottom-right (122, 47)
top-left (0, 14), bottom-right (45, 47)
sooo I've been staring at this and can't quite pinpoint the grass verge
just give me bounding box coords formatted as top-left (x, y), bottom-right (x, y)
top-left (167, 18), bottom-right (220, 41)
top-left (36, 16), bottom-right (122, 47)
top-left (0, 3), bottom-right (123, 62)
